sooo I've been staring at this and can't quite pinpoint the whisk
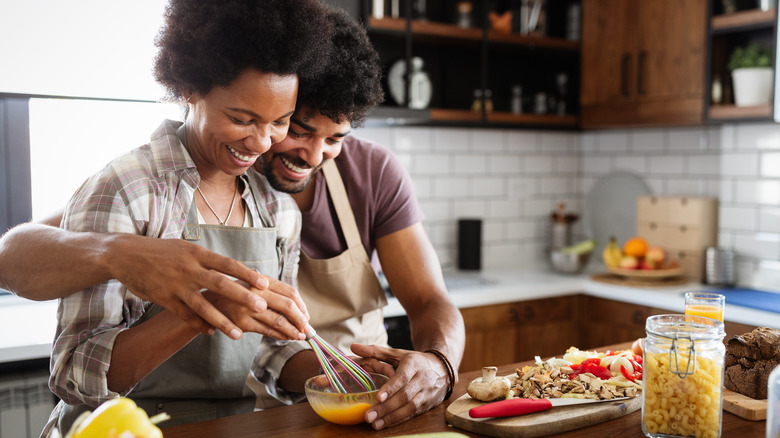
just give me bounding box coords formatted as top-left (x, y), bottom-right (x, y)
top-left (306, 331), bottom-right (378, 394)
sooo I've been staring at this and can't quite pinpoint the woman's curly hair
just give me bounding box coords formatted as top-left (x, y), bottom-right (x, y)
top-left (153, 0), bottom-right (332, 100)
top-left (296, 7), bottom-right (384, 128)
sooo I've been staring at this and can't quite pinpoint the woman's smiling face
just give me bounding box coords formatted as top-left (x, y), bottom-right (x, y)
top-left (185, 68), bottom-right (298, 179)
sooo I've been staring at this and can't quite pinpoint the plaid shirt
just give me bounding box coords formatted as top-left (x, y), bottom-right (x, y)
top-left (49, 119), bottom-right (307, 408)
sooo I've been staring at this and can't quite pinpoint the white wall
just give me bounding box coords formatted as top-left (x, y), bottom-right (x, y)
top-left (354, 121), bottom-right (780, 291)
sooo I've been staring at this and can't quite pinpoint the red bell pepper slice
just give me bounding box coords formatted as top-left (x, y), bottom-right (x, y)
top-left (620, 364), bottom-right (642, 382)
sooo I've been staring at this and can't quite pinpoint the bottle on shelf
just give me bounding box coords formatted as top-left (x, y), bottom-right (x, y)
top-left (511, 85), bottom-right (523, 115)
top-left (712, 74), bottom-right (723, 105)
top-left (456, 1), bottom-right (473, 28)
top-left (471, 89), bottom-right (483, 112)
top-left (408, 57), bottom-right (432, 109)
top-left (555, 73), bottom-right (568, 116)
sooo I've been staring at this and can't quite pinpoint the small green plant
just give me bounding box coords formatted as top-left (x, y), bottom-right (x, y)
top-left (728, 43), bottom-right (773, 71)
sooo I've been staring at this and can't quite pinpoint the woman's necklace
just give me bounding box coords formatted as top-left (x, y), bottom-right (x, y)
top-left (196, 179), bottom-right (239, 225)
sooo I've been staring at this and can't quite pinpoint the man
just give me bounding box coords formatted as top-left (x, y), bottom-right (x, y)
top-left (0, 6), bottom-right (464, 431)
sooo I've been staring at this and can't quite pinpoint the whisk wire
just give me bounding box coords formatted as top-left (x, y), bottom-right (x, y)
top-left (307, 332), bottom-right (377, 394)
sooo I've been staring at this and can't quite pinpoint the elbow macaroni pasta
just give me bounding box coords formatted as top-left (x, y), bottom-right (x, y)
top-left (642, 351), bottom-right (722, 438)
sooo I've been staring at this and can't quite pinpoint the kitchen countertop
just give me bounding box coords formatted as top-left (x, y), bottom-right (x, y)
top-left (160, 341), bottom-right (766, 438)
top-left (2, 266), bottom-right (779, 364)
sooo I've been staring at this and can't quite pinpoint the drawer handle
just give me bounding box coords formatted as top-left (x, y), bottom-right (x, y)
top-left (509, 308), bottom-right (519, 322)
top-left (524, 306), bottom-right (536, 320)
top-left (680, 225), bottom-right (687, 232)
top-left (650, 222), bottom-right (657, 230)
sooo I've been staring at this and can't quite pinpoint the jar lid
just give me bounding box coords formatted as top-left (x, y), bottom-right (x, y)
top-left (645, 314), bottom-right (725, 341)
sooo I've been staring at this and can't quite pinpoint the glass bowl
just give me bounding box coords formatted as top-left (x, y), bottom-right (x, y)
top-left (304, 372), bottom-right (388, 425)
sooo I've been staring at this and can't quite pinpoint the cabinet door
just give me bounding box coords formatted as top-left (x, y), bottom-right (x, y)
top-left (581, 0), bottom-right (637, 126)
top-left (635, 0), bottom-right (706, 125)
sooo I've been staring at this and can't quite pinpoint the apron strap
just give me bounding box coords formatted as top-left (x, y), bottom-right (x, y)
top-left (321, 159), bottom-right (362, 250)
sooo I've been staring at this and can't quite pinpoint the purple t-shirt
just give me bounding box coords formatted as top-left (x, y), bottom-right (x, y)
top-left (299, 135), bottom-right (424, 269)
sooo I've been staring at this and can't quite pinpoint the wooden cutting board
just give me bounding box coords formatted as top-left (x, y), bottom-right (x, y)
top-left (722, 388), bottom-right (767, 421)
top-left (590, 272), bottom-right (689, 287)
top-left (445, 394), bottom-right (642, 438)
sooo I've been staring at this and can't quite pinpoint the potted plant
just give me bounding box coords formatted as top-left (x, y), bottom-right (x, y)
top-left (728, 43), bottom-right (774, 107)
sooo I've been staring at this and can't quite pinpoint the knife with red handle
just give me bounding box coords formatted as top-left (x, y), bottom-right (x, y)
top-left (469, 397), bottom-right (631, 418)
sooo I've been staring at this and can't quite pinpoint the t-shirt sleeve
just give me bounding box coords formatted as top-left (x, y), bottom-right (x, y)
top-left (369, 143), bottom-right (425, 240)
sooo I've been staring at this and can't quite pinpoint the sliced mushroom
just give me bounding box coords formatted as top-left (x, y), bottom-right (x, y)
top-left (467, 366), bottom-right (512, 402)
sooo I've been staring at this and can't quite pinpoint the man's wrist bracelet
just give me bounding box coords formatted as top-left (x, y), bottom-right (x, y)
top-left (425, 348), bottom-right (455, 401)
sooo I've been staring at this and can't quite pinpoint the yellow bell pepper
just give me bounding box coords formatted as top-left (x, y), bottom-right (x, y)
top-left (67, 397), bottom-right (167, 438)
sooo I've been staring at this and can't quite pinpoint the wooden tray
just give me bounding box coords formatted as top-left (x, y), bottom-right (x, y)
top-left (445, 394), bottom-right (642, 438)
top-left (591, 272), bottom-right (689, 288)
top-left (722, 388), bottom-right (767, 421)
top-left (607, 266), bottom-right (684, 280)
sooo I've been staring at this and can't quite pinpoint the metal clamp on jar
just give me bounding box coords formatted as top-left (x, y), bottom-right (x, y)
top-left (642, 314), bottom-right (725, 438)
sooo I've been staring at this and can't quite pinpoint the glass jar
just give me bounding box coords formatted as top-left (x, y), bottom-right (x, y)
top-left (642, 314), bottom-right (725, 438)
top-left (769, 365), bottom-right (780, 438)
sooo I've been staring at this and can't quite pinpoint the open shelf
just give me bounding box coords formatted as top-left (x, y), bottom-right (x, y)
top-left (487, 111), bottom-right (579, 126)
top-left (711, 8), bottom-right (776, 33)
top-left (709, 103), bottom-right (773, 120)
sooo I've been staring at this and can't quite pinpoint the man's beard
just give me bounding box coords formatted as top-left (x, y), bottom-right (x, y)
top-left (260, 153), bottom-right (319, 194)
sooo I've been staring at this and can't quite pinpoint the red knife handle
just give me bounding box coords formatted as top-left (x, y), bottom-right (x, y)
top-left (469, 398), bottom-right (553, 418)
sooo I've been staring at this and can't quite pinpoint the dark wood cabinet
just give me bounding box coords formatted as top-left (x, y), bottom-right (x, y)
top-left (580, 0), bottom-right (707, 128)
top-left (459, 296), bottom-right (578, 372)
top-left (325, 0), bottom-right (581, 129)
top-left (459, 294), bottom-right (757, 373)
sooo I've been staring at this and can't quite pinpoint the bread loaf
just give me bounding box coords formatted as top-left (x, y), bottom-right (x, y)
top-left (723, 327), bottom-right (780, 400)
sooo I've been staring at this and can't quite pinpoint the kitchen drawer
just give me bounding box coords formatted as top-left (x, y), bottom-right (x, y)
top-left (667, 248), bottom-right (703, 282)
top-left (636, 222), bottom-right (714, 251)
top-left (637, 197), bottom-right (669, 222)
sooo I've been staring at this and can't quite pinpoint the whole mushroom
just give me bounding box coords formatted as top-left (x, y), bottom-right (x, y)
top-left (467, 366), bottom-right (511, 402)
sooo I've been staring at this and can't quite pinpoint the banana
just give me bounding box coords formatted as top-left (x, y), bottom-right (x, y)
top-left (602, 236), bottom-right (623, 268)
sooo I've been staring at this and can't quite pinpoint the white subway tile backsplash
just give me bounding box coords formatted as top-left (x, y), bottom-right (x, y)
top-left (354, 127), bottom-right (392, 148)
top-left (649, 155), bottom-right (685, 175)
top-left (507, 131), bottom-right (540, 151)
top-left (581, 155), bottom-right (612, 174)
top-left (686, 154), bottom-right (720, 176)
top-left (414, 153), bottom-right (452, 175)
top-left (433, 127), bottom-right (471, 151)
top-left (631, 129), bottom-right (665, 152)
top-left (489, 154), bottom-right (523, 173)
top-left (614, 155), bottom-right (647, 174)
top-left (472, 177), bottom-right (506, 198)
top-left (394, 126), bottom-right (432, 151)
top-left (453, 153), bottom-right (488, 174)
top-left (721, 152), bottom-right (759, 177)
top-left (720, 205), bottom-right (757, 231)
top-left (539, 177), bottom-right (570, 195)
top-left (598, 131), bottom-right (630, 153)
top-left (474, 129), bottom-right (507, 151)
top-left (580, 132), bottom-right (598, 153)
top-left (759, 208), bottom-right (780, 233)
top-left (419, 200), bottom-right (451, 222)
top-left (433, 177), bottom-right (469, 198)
top-left (523, 155), bottom-right (555, 174)
top-left (540, 132), bottom-right (572, 152)
top-left (734, 232), bottom-right (780, 260)
top-left (507, 177), bottom-right (537, 200)
top-left (506, 219), bottom-right (537, 240)
top-left (760, 152), bottom-right (780, 177)
top-left (482, 220), bottom-right (505, 242)
top-left (411, 176), bottom-right (434, 200)
top-left (668, 128), bottom-right (706, 151)
top-left (556, 156), bottom-right (579, 173)
top-left (735, 122), bottom-right (780, 150)
top-left (665, 178), bottom-right (709, 197)
top-left (452, 200), bottom-right (489, 218)
top-left (489, 199), bottom-right (522, 218)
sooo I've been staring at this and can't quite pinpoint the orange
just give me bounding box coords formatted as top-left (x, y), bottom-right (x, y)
top-left (623, 237), bottom-right (648, 257)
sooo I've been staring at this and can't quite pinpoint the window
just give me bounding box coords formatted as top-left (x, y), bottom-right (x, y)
top-left (28, 99), bottom-right (181, 221)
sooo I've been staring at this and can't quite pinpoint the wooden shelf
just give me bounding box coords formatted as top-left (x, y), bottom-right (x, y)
top-left (369, 17), bottom-right (580, 50)
top-left (487, 111), bottom-right (579, 126)
top-left (711, 8), bottom-right (776, 32)
top-left (709, 103), bottom-right (772, 119)
top-left (429, 108), bottom-right (482, 122)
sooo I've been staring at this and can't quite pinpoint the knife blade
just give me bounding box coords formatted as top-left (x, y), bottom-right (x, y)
top-left (468, 397), bottom-right (632, 418)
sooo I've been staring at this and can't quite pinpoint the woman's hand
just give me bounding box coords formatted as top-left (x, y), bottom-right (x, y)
top-left (202, 278), bottom-right (310, 341)
top-left (350, 344), bottom-right (451, 430)
top-left (107, 234), bottom-right (310, 339)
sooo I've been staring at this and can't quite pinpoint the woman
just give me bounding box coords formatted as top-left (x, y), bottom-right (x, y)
top-left (42, 0), bottom-right (332, 435)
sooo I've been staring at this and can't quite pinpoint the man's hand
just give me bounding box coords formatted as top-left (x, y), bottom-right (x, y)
top-left (202, 277), bottom-right (310, 340)
top-left (351, 344), bottom-right (451, 430)
top-left (107, 234), bottom-right (309, 339)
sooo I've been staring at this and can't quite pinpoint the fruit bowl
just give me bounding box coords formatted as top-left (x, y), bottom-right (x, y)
top-left (305, 372), bottom-right (389, 425)
top-left (549, 249), bottom-right (591, 274)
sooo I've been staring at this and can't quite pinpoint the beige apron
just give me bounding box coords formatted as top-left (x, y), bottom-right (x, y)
top-left (54, 173), bottom-right (283, 431)
top-left (297, 159), bottom-right (388, 355)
